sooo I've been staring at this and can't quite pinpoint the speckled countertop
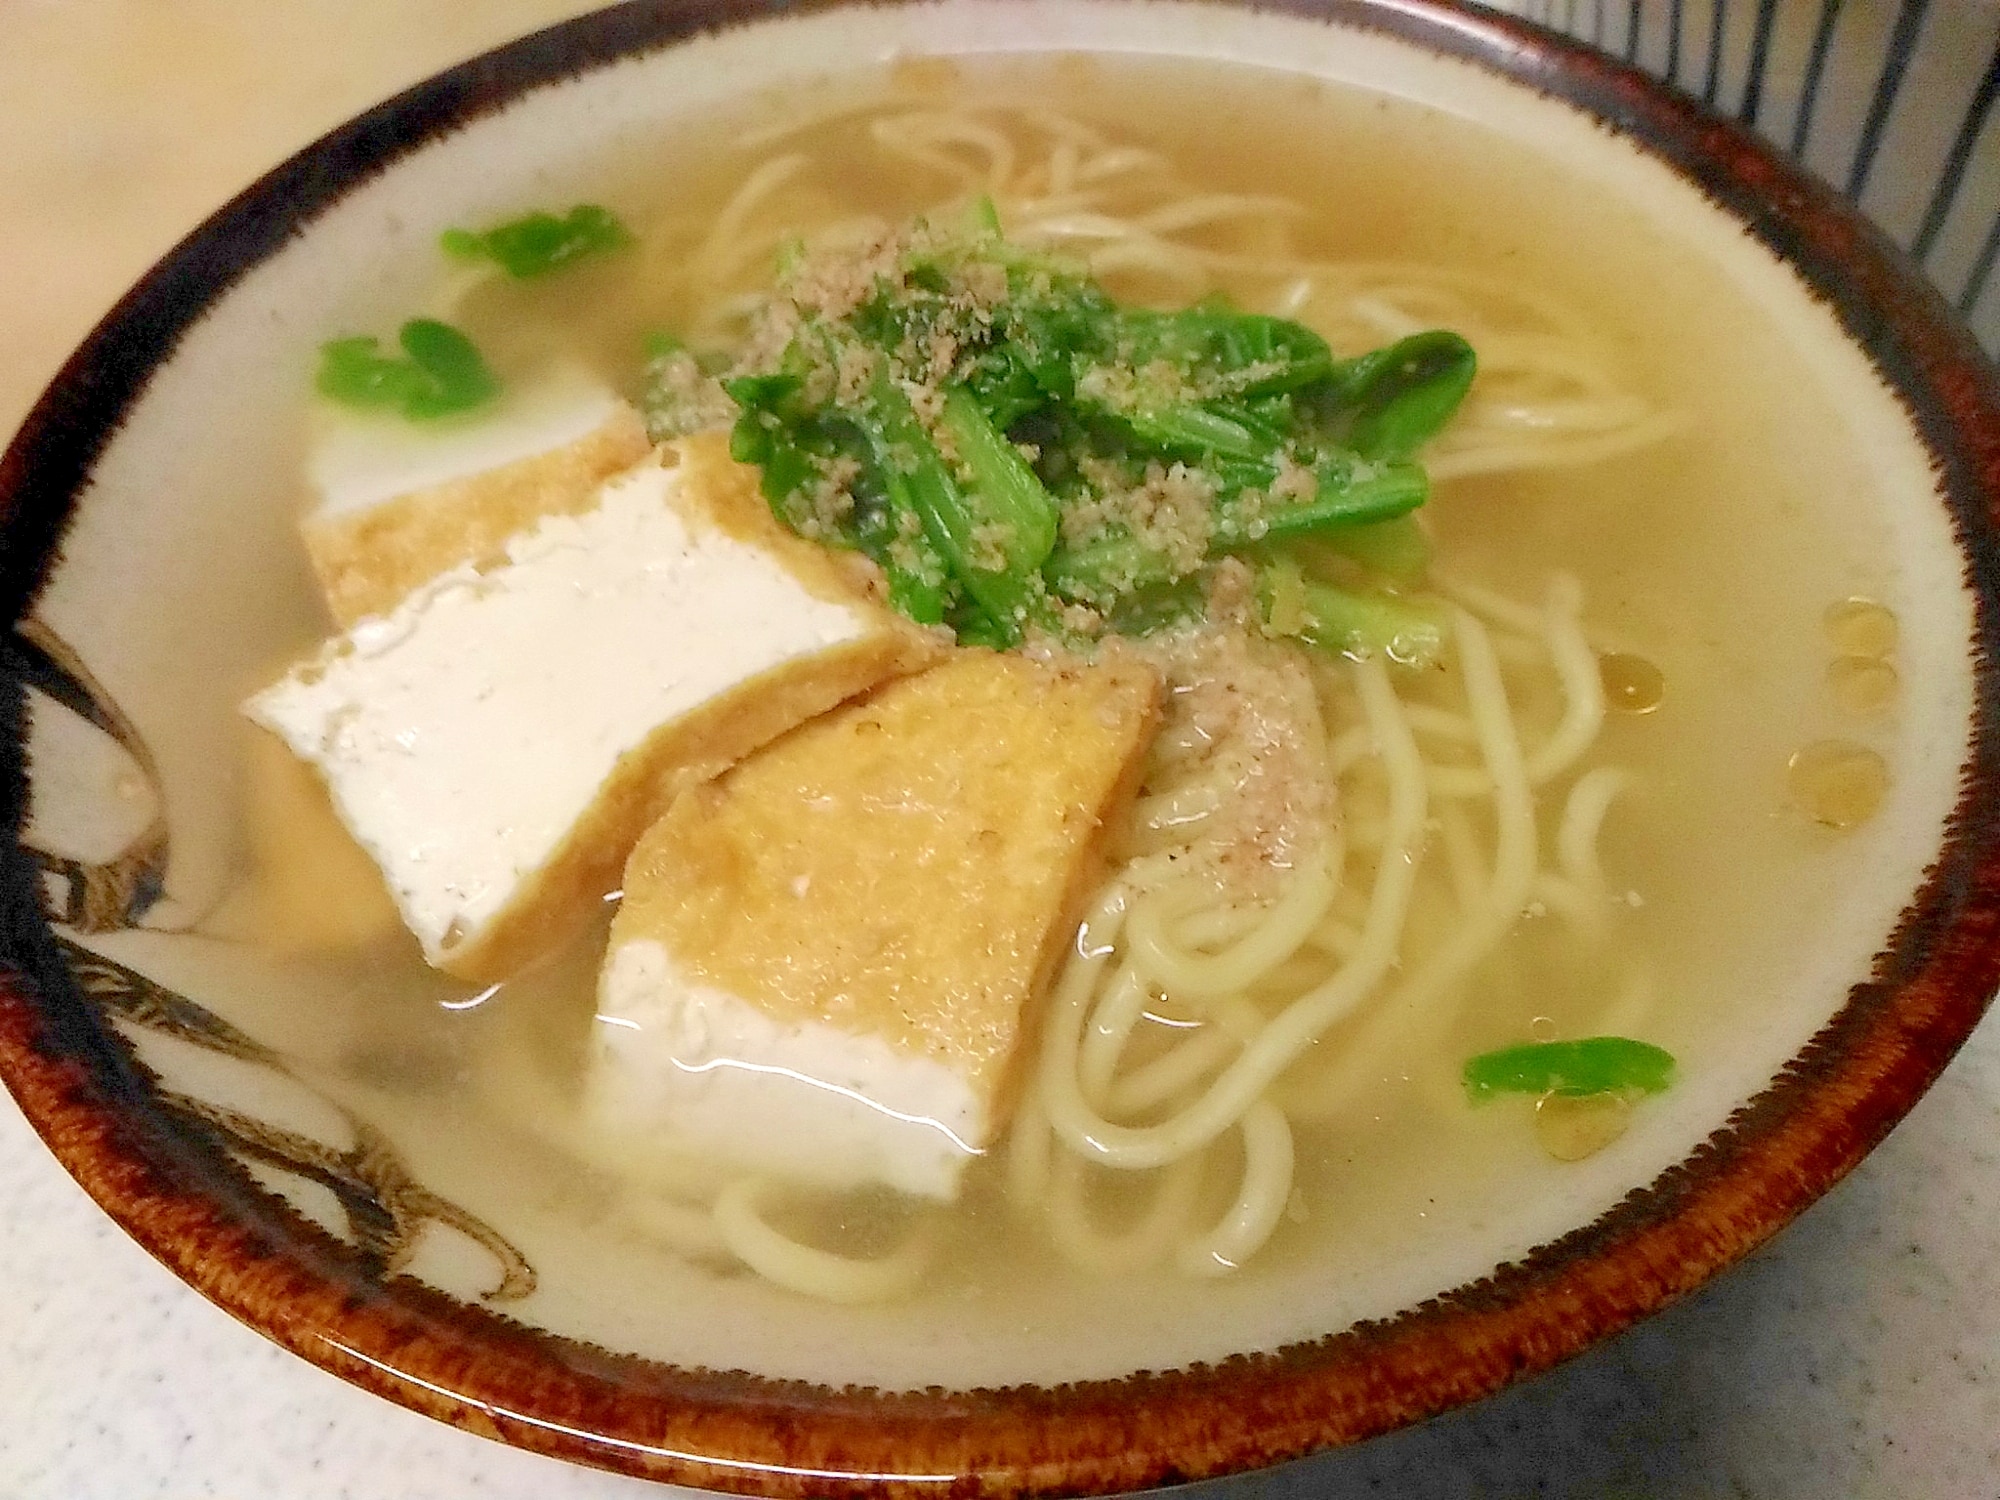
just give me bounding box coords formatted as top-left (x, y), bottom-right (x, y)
top-left (4, 4), bottom-right (1999, 1497)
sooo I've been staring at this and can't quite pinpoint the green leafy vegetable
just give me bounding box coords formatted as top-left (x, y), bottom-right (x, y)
top-left (1256, 559), bottom-right (1446, 668)
top-left (938, 389), bottom-right (1060, 572)
top-left (1219, 462), bottom-right (1428, 546)
top-left (441, 204), bottom-right (633, 279)
top-left (1462, 1037), bottom-right (1677, 1102)
top-left (726, 362), bottom-right (953, 626)
top-left (1104, 576), bottom-right (1211, 637)
top-left (677, 208), bottom-right (1478, 642)
top-left (315, 318), bottom-right (499, 420)
top-left (861, 371), bottom-right (1044, 640)
top-left (1327, 330), bottom-right (1478, 462)
top-left (1303, 515), bottom-right (1434, 582)
top-left (1042, 531), bottom-right (1174, 606)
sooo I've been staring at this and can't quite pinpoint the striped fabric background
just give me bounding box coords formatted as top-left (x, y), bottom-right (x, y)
top-left (1487, 0), bottom-right (2000, 356)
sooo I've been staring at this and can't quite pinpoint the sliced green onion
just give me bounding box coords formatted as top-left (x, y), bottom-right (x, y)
top-left (1462, 1037), bottom-right (1677, 1103)
top-left (315, 318), bottom-right (499, 421)
top-left (440, 204), bottom-right (633, 279)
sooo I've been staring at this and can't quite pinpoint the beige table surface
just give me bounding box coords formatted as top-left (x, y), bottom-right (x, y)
top-left (3, 4), bottom-right (1998, 1497)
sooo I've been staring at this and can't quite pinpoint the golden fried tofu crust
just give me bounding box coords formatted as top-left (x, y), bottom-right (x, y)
top-left (424, 443), bottom-right (944, 985)
top-left (438, 619), bottom-right (942, 984)
top-left (612, 650), bottom-right (1164, 1135)
top-left (267, 437), bottom-right (942, 986)
top-left (303, 402), bottom-right (651, 626)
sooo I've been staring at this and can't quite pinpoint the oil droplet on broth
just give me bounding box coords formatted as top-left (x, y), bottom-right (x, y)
top-left (1823, 597), bottom-right (1898, 660)
top-left (1535, 1091), bottom-right (1633, 1162)
top-left (1599, 652), bottom-right (1664, 714)
top-left (1786, 738), bottom-right (1889, 829)
top-left (1826, 655), bottom-right (1899, 715)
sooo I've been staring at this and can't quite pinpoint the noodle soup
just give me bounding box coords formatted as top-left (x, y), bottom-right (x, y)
top-left (116, 45), bottom-right (1960, 1389)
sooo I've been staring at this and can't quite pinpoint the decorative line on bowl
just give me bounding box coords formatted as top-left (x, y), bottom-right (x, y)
top-left (15, 617), bottom-right (536, 1304)
top-left (154, 1081), bottom-right (537, 1304)
top-left (9, 618), bottom-right (169, 933)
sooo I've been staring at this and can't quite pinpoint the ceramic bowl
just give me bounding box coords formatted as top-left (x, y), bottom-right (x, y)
top-left (3, 1), bottom-right (1998, 1493)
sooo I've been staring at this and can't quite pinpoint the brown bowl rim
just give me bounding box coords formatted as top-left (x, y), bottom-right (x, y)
top-left (4, 0), bottom-right (2000, 1493)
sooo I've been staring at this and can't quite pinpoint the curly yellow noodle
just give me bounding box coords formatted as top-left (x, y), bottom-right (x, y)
top-left (1175, 1102), bottom-right (1295, 1275)
top-left (712, 1179), bottom-right (936, 1304)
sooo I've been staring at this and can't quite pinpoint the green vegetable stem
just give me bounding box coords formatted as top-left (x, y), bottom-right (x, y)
top-left (1256, 559), bottom-right (1447, 668)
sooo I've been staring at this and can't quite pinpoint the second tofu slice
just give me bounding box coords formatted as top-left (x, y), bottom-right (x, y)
top-left (247, 436), bottom-right (940, 983)
top-left (304, 366), bottom-right (652, 625)
top-left (588, 650), bottom-right (1163, 1201)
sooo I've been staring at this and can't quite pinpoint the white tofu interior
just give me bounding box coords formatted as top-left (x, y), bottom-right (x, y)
top-left (308, 362), bottom-right (628, 521)
top-left (588, 940), bottom-right (984, 1201)
top-left (246, 458), bottom-right (880, 966)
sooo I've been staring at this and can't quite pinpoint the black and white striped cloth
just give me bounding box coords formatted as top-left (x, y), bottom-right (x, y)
top-left (1495, 0), bottom-right (1999, 356)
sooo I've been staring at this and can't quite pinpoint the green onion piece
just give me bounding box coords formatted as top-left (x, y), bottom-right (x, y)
top-left (440, 204), bottom-right (633, 279)
top-left (395, 320), bottom-right (500, 419)
top-left (1462, 1037), bottom-right (1677, 1103)
top-left (316, 337), bottom-right (410, 411)
top-left (315, 318), bottom-right (499, 421)
top-left (1256, 560), bottom-right (1445, 668)
top-left (1329, 330), bottom-right (1477, 462)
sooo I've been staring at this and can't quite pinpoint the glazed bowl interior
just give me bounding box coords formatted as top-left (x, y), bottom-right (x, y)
top-left (4, 0), bottom-right (1998, 1493)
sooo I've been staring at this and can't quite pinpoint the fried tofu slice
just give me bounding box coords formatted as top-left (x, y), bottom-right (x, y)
top-left (586, 649), bottom-right (1163, 1200)
top-left (303, 366), bottom-right (651, 625)
top-left (246, 435), bottom-right (942, 984)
